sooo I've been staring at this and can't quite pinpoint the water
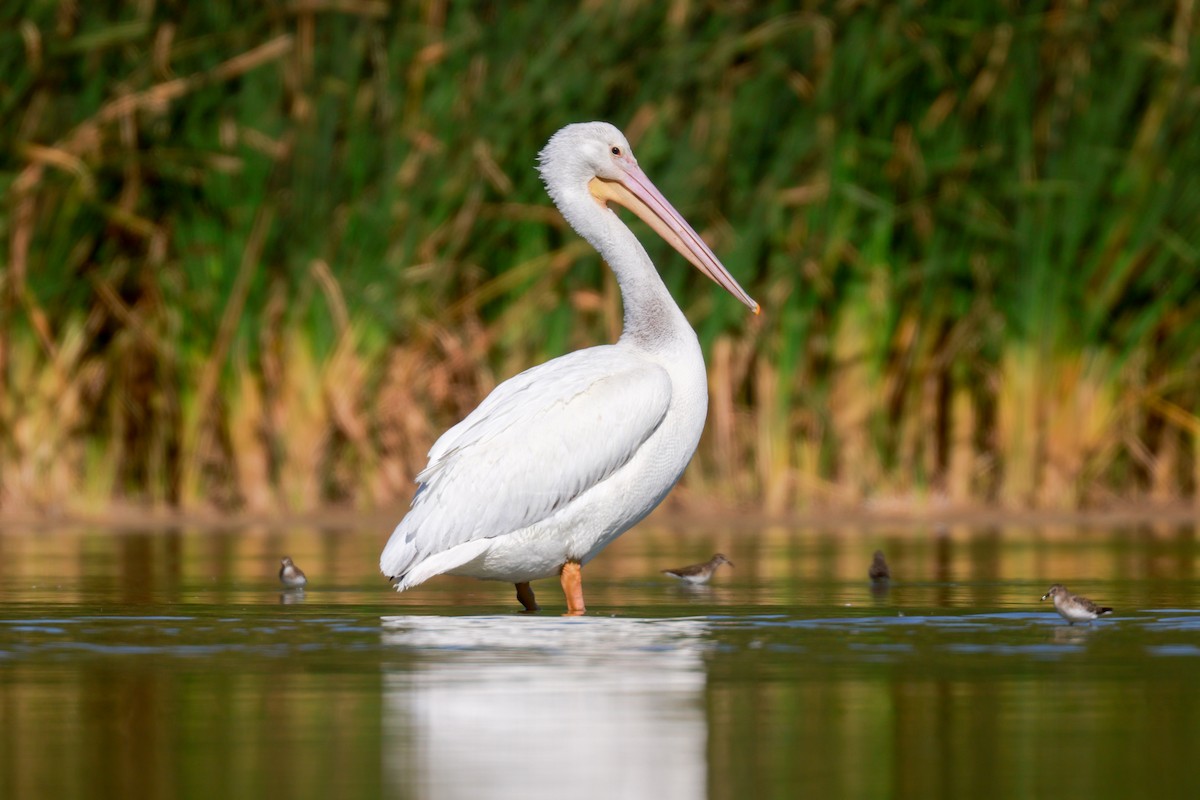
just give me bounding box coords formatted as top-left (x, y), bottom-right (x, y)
top-left (1, 520), bottom-right (1198, 799)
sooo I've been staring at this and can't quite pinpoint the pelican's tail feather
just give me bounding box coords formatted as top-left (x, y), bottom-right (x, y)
top-left (383, 538), bottom-right (492, 593)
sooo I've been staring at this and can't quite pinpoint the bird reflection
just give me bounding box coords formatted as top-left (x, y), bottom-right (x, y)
top-left (381, 616), bottom-right (708, 798)
top-left (279, 589), bottom-right (306, 604)
top-left (1052, 625), bottom-right (1093, 644)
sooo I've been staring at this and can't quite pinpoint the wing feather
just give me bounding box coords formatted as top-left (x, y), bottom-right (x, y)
top-left (380, 346), bottom-right (671, 581)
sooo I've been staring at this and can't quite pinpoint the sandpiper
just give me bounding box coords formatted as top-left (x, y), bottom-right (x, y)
top-left (279, 556), bottom-right (308, 589)
top-left (662, 553), bottom-right (733, 585)
top-left (868, 550), bottom-right (890, 583)
top-left (1041, 584), bottom-right (1112, 625)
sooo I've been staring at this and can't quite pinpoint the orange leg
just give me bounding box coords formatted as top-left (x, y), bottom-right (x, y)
top-left (559, 561), bottom-right (586, 616)
top-left (515, 582), bottom-right (539, 613)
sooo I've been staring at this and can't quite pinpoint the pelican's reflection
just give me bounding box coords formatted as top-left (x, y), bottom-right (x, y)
top-left (382, 615), bottom-right (709, 799)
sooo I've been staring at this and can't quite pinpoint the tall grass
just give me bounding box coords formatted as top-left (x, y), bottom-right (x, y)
top-left (1, 1), bottom-right (1198, 515)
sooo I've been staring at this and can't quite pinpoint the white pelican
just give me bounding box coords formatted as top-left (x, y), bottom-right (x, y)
top-left (380, 121), bottom-right (758, 614)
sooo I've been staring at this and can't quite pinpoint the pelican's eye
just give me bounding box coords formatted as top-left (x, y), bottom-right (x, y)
top-left (610, 146), bottom-right (622, 156)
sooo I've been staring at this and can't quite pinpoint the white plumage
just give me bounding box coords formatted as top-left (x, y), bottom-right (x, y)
top-left (380, 122), bottom-right (758, 613)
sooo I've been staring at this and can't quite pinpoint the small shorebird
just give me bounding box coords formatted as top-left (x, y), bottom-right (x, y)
top-left (279, 556), bottom-right (308, 589)
top-left (1041, 584), bottom-right (1112, 625)
top-left (868, 550), bottom-right (890, 583)
top-left (662, 553), bottom-right (733, 585)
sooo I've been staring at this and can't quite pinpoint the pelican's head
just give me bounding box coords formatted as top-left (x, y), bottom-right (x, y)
top-left (538, 121), bottom-right (635, 189)
top-left (537, 122), bottom-right (759, 314)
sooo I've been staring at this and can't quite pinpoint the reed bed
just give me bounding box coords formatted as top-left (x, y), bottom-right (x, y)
top-left (1, 1), bottom-right (1198, 516)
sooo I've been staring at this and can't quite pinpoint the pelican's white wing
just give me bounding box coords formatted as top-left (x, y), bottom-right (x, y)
top-left (380, 346), bottom-right (671, 583)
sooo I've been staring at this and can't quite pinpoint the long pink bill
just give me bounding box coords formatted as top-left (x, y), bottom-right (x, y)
top-left (589, 167), bottom-right (759, 314)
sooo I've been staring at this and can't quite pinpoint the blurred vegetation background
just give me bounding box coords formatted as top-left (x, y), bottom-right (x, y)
top-left (1, 0), bottom-right (1197, 517)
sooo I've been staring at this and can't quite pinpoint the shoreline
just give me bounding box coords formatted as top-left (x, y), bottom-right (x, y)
top-left (1, 497), bottom-right (1196, 533)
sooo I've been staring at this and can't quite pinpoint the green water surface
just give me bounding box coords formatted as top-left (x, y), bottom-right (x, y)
top-left (0, 521), bottom-right (1197, 799)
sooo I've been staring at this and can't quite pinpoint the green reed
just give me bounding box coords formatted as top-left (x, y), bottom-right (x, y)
top-left (1, 1), bottom-right (1197, 514)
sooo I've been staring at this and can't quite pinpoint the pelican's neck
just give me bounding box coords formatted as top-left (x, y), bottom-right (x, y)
top-left (556, 192), bottom-right (693, 350)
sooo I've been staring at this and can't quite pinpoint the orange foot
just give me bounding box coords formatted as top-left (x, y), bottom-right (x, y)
top-left (560, 561), bottom-right (586, 616)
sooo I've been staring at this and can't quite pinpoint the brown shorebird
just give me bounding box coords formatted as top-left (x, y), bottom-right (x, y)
top-left (868, 550), bottom-right (890, 583)
top-left (279, 556), bottom-right (308, 589)
top-left (1041, 584), bottom-right (1112, 625)
top-left (662, 553), bottom-right (733, 585)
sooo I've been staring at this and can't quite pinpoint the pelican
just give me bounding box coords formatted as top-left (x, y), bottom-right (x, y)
top-left (380, 122), bottom-right (758, 614)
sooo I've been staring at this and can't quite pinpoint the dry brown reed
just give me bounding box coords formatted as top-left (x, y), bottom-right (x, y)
top-left (2, 2), bottom-right (1198, 518)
